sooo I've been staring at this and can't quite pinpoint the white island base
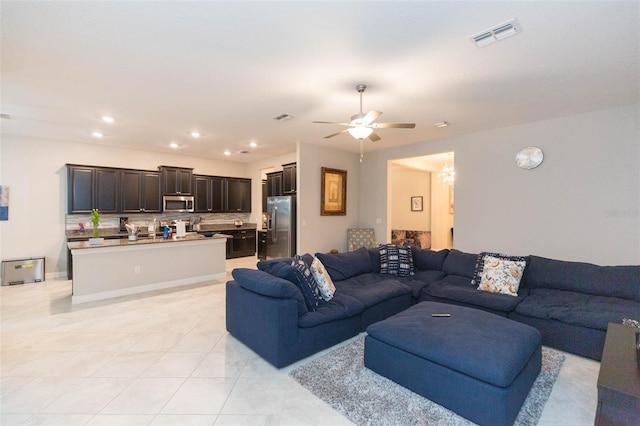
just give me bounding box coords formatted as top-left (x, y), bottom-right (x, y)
top-left (69, 236), bottom-right (227, 304)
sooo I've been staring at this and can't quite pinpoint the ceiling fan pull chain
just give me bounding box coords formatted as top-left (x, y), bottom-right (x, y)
top-left (360, 139), bottom-right (364, 163)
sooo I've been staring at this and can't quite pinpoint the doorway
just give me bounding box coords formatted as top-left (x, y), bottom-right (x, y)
top-left (388, 152), bottom-right (454, 250)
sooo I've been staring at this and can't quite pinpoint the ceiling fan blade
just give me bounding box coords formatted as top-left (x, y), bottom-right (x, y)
top-left (368, 132), bottom-right (381, 142)
top-left (362, 110), bottom-right (382, 124)
top-left (372, 122), bottom-right (416, 129)
top-left (313, 121), bottom-right (351, 126)
top-left (324, 129), bottom-right (349, 139)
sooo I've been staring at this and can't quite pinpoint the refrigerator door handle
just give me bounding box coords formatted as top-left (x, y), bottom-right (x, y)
top-left (272, 206), bottom-right (278, 243)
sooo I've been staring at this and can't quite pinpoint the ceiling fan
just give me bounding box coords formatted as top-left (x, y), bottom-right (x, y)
top-left (313, 84), bottom-right (416, 142)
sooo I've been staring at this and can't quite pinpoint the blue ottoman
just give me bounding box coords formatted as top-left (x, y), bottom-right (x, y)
top-left (365, 302), bottom-right (542, 426)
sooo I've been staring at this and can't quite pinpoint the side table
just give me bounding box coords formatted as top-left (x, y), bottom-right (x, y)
top-left (595, 322), bottom-right (640, 425)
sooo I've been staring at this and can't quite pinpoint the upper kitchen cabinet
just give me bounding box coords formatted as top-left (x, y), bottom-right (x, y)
top-left (159, 166), bottom-right (193, 195)
top-left (67, 165), bottom-right (119, 214)
top-left (121, 170), bottom-right (162, 213)
top-left (266, 171), bottom-right (283, 197)
top-left (194, 175), bottom-right (225, 213)
top-left (225, 178), bottom-right (251, 212)
top-left (282, 162), bottom-right (296, 194)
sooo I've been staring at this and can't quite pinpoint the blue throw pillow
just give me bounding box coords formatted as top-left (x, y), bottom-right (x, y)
top-left (270, 262), bottom-right (319, 312)
top-left (412, 248), bottom-right (450, 271)
top-left (379, 244), bottom-right (415, 277)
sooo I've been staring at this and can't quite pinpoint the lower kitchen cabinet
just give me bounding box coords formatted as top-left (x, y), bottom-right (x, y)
top-left (257, 230), bottom-right (267, 260)
top-left (225, 229), bottom-right (256, 259)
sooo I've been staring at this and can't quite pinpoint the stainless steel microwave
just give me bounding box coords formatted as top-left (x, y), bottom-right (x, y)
top-left (163, 195), bottom-right (194, 213)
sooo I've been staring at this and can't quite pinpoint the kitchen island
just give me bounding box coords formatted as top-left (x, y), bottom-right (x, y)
top-left (68, 233), bottom-right (229, 304)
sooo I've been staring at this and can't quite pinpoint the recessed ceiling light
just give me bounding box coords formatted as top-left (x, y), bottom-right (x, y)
top-left (435, 121), bottom-right (449, 128)
top-left (92, 131), bottom-right (103, 138)
top-left (249, 142), bottom-right (257, 148)
top-left (191, 131), bottom-right (201, 138)
top-left (169, 142), bottom-right (179, 149)
top-left (223, 150), bottom-right (231, 156)
top-left (101, 116), bottom-right (114, 123)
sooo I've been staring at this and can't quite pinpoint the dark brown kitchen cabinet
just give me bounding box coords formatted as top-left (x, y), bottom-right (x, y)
top-left (266, 171), bottom-right (283, 197)
top-left (226, 229), bottom-right (256, 258)
top-left (282, 162), bottom-right (296, 194)
top-left (194, 175), bottom-right (225, 213)
top-left (159, 166), bottom-right (193, 195)
top-left (121, 170), bottom-right (162, 213)
top-left (225, 178), bottom-right (251, 213)
top-left (67, 165), bottom-right (119, 214)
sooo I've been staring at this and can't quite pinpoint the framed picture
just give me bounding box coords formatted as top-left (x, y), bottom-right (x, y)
top-left (411, 196), bottom-right (423, 212)
top-left (321, 167), bottom-right (347, 216)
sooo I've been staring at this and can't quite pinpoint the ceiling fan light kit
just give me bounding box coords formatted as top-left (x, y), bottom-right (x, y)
top-left (313, 83), bottom-right (416, 144)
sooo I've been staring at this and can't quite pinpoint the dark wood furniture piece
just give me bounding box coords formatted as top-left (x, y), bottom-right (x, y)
top-left (282, 162), bottom-right (296, 194)
top-left (120, 170), bottom-right (162, 213)
top-left (266, 170), bottom-right (283, 197)
top-left (225, 178), bottom-right (251, 213)
top-left (595, 322), bottom-right (640, 425)
top-left (225, 229), bottom-right (256, 258)
top-left (193, 175), bottom-right (225, 213)
top-left (257, 230), bottom-right (267, 260)
top-left (159, 166), bottom-right (193, 195)
top-left (67, 165), bottom-right (120, 214)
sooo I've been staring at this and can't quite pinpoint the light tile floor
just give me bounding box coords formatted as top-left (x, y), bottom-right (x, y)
top-left (1, 256), bottom-right (600, 425)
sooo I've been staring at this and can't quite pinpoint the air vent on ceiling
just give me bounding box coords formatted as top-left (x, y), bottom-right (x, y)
top-left (471, 18), bottom-right (521, 47)
top-left (273, 113), bottom-right (295, 122)
top-left (0, 113), bottom-right (12, 120)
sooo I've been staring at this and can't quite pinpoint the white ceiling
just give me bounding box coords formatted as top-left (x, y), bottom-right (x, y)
top-left (1, 1), bottom-right (638, 163)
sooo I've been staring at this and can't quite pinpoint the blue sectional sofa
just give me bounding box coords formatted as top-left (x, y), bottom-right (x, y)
top-left (225, 247), bottom-right (639, 367)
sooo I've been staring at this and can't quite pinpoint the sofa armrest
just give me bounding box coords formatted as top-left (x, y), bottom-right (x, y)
top-left (226, 281), bottom-right (300, 368)
top-left (232, 268), bottom-right (307, 315)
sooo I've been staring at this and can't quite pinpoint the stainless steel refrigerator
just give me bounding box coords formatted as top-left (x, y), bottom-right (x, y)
top-left (266, 195), bottom-right (296, 259)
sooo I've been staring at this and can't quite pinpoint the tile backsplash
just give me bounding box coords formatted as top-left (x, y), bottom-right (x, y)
top-left (66, 212), bottom-right (251, 231)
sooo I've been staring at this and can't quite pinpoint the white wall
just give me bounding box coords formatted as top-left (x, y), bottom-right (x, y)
top-left (297, 142), bottom-right (360, 254)
top-left (430, 178), bottom-right (454, 250)
top-left (0, 136), bottom-right (248, 276)
top-left (359, 104), bottom-right (640, 265)
top-left (389, 164), bottom-right (431, 233)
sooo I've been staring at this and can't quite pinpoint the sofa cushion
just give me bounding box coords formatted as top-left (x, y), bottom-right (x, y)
top-left (269, 262), bottom-right (319, 312)
top-left (336, 276), bottom-right (412, 308)
top-left (232, 268), bottom-right (308, 315)
top-left (309, 256), bottom-right (335, 301)
top-left (367, 248), bottom-right (381, 273)
top-left (298, 292), bottom-right (364, 328)
top-left (402, 270), bottom-right (447, 299)
top-left (441, 249), bottom-right (478, 278)
top-left (379, 244), bottom-right (415, 277)
top-left (524, 256), bottom-right (640, 301)
top-left (412, 248), bottom-right (450, 271)
top-left (258, 253), bottom-right (314, 274)
top-left (423, 280), bottom-right (525, 312)
top-left (475, 254), bottom-right (527, 297)
top-left (514, 288), bottom-right (640, 330)
top-left (316, 247), bottom-right (374, 281)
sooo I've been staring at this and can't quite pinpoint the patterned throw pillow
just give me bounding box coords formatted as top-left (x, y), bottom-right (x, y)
top-left (310, 256), bottom-right (335, 301)
top-left (379, 244), bottom-right (415, 277)
top-left (472, 252), bottom-right (526, 286)
top-left (476, 254), bottom-right (527, 297)
top-left (291, 255), bottom-right (320, 309)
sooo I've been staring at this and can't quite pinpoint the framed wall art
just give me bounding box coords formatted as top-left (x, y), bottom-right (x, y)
top-left (321, 167), bottom-right (347, 216)
top-left (411, 196), bottom-right (423, 212)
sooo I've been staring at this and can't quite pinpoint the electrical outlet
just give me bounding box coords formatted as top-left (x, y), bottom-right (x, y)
top-left (134, 265), bottom-right (141, 273)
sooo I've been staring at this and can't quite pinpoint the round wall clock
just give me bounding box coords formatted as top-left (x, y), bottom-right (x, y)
top-left (515, 146), bottom-right (544, 169)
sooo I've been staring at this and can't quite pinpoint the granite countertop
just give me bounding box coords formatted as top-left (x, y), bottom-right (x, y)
top-left (66, 223), bottom-right (257, 241)
top-left (67, 232), bottom-right (230, 250)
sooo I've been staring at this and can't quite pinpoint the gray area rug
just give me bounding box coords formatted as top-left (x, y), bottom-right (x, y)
top-left (290, 336), bottom-right (565, 426)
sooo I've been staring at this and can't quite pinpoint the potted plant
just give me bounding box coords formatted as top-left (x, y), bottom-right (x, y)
top-left (89, 209), bottom-right (104, 245)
